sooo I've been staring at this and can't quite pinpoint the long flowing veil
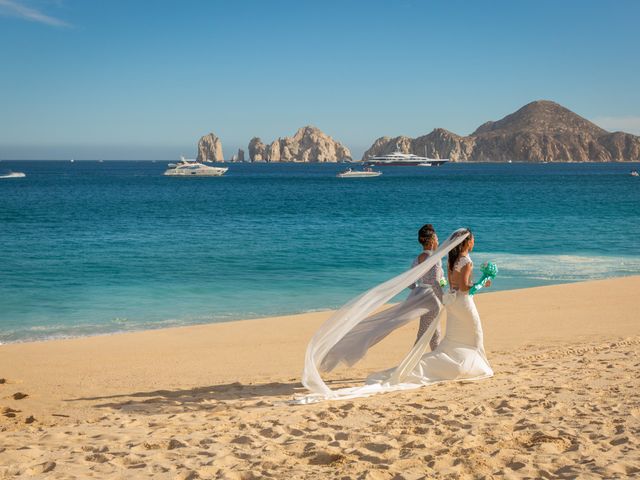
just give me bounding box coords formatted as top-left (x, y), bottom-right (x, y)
top-left (297, 229), bottom-right (470, 403)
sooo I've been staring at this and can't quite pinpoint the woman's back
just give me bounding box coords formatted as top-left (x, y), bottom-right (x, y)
top-left (448, 255), bottom-right (472, 292)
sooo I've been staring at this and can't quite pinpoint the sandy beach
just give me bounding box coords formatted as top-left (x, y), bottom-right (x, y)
top-left (1, 277), bottom-right (639, 479)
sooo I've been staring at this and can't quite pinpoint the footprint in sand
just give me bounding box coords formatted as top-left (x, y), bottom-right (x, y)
top-left (118, 455), bottom-right (147, 469)
top-left (84, 453), bottom-right (109, 463)
top-left (364, 442), bottom-right (395, 454)
top-left (2, 407), bottom-right (19, 418)
top-left (334, 431), bottom-right (349, 441)
top-left (82, 445), bottom-right (109, 453)
top-left (230, 435), bottom-right (253, 445)
top-left (26, 461), bottom-right (56, 475)
top-left (308, 450), bottom-right (345, 466)
top-left (350, 449), bottom-right (385, 465)
top-left (507, 460), bottom-right (527, 471)
top-left (609, 436), bottom-right (629, 446)
top-left (259, 426), bottom-right (285, 439)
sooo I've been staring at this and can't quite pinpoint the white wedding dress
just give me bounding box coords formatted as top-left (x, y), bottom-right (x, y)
top-left (297, 229), bottom-right (493, 403)
top-left (367, 255), bottom-right (492, 386)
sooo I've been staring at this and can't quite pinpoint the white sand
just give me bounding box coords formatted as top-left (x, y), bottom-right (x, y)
top-left (1, 277), bottom-right (639, 479)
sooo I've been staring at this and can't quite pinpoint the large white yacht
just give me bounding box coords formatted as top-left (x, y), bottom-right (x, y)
top-left (366, 151), bottom-right (449, 167)
top-left (164, 156), bottom-right (228, 177)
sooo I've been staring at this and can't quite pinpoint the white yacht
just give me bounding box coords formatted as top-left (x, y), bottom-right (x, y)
top-left (164, 157), bottom-right (227, 176)
top-left (0, 172), bottom-right (26, 179)
top-left (337, 167), bottom-right (382, 178)
top-left (366, 151), bottom-right (449, 167)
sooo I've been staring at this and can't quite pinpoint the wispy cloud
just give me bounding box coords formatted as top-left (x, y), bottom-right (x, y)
top-left (592, 116), bottom-right (640, 135)
top-left (0, 0), bottom-right (70, 27)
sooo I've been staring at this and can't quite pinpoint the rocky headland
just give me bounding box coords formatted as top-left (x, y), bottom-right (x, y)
top-left (196, 133), bottom-right (224, 162)
top-left (363, 100), bottom-right (640, 162)
top-left (248, 126), bottom-right (351, 162)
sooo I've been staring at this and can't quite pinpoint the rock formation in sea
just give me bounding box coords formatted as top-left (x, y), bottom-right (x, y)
top-left (237, 149), bottom-right (245, 162)
top-left (249, 127), bottom-right (351, 163)
top-left (249, 137), bottom-right (268, 162)
top-left (196, 133), bottom-right (224, 162)
top-left (362, 100), bottom-right (640, 162)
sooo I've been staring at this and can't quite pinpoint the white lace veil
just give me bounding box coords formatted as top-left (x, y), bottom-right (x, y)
top-left (298, 229), bottom-right (470, 403)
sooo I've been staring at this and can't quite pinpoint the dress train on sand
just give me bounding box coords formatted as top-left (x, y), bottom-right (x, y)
top-left (297, 229), bottom-right (492, 403)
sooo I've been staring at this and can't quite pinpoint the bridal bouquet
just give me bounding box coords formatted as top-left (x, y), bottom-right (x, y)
top-left (469, 262), bottom-right (498, 295)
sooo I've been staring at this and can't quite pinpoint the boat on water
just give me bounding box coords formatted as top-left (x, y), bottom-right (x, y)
top-left (337, 167), bottom-right (382, 178)
top-left (164, 156), bottom-right (227, 177)
top-left (0, 172), bottom-right (26, 179)
top-left (631, 170), bottom-right (639, 177)
top-left (366, 151), bottom-right (449, 167)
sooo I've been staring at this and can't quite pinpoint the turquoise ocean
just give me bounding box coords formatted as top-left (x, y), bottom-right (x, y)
top-left (1, 161), bottom-right (639, 343)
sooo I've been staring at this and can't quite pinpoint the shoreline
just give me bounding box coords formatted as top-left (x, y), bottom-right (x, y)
top-left (1, 276), bottom-right (638, 403)
top-left (2, 275), bottom-right (639, 346)
top-left (1, 276), bottom-right (639, 478)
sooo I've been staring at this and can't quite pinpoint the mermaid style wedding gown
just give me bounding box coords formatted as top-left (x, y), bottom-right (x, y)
top-left (370, 255), bottom-right (493, 386)
top-left (298, 229), bottom-right (493, 403)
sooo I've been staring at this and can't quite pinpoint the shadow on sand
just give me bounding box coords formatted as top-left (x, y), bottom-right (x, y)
top-left (66, 379), bottom-right (361, 415)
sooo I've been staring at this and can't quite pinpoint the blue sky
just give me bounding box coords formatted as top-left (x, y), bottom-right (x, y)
top-left (1, 0), bottom-right (639, 160)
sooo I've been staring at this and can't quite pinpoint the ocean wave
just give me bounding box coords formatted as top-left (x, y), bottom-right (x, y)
top-left (473, 252), bottom-right (640, 282)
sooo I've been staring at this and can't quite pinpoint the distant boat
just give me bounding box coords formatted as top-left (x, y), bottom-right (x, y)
top-left (0, 172), bottom-right (26, 179)
top-left (337, 167), bottom-right (382, 178)
top-left (366, 151), bottom-right (449, 167)
top-left (70, 159), bottom-right (75, 163)
top-left (631, 170), bottom-right (639, 177)
top-left (164, 156), bottom-right (227, 177)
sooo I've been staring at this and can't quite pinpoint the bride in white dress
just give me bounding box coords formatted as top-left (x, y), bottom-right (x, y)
top-left (297, 228), bottom-right (493, 403)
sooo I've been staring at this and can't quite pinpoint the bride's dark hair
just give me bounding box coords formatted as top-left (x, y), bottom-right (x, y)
top-left (448, 229), bottom-right (473, 271)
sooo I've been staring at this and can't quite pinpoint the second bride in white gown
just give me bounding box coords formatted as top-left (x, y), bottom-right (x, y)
top-left (298, 228), bottom-right (493, 403)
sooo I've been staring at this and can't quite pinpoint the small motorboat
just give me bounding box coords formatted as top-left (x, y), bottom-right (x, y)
top-left (337, 167), bottom-right (382, 178)
top-left (0, 172), bottom-right (26, 179)
top-left (630, 170), bottom-right (639, 177)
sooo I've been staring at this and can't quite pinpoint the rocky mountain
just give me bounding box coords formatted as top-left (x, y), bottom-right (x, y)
top-left (363, 101), bottom-right (640, 162)
top-left (196, 133), bottom-right (224, 162)
top-left (248, 126), bottom-right (351, 162)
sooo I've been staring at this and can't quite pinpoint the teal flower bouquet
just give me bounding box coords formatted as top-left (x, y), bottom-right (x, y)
top-left (469, 262), bottom-right (498, 296)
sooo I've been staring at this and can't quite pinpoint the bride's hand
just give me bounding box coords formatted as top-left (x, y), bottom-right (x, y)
top-left (485, 279), bottom-right (492, 287)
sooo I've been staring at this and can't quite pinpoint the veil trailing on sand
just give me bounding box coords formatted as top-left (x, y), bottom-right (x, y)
top-left (297, 229), bottom-right (471, 403)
